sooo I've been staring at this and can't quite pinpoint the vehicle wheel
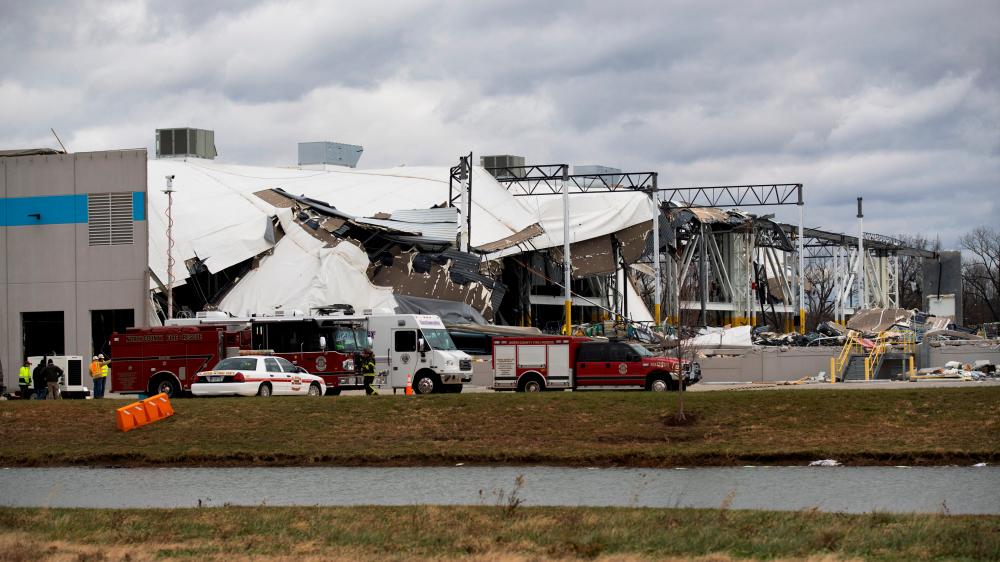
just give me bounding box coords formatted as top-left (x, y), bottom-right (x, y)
top-left (648, 376), bottom-right (670, 392)
top-left (257, 383), bottom-right (272, 397)
top-left (308, 383), bottom-right (322, 397)
top-left (152, 377), bottom-right (180, 398)
top-left (413, 373), bottom-right (437, 395)
top-left (325, 388), bottom-right (342, 396)
top-left (519, 378), bottom-right (544, 393)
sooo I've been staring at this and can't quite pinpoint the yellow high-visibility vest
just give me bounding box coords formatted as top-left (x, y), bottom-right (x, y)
top-left (100, 363), bottom-right (109, 378)
top-left (19, 366), bottom-right (31, 384)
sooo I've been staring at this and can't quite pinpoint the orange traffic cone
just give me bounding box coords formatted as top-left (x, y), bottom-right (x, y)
top-left (405, 374), bottom-right (414, 396)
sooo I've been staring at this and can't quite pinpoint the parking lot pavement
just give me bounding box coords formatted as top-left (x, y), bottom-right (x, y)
top-left (692, 379), bottom-right (1000, 391)
top-left (95, 379), bottom-right (998, 399)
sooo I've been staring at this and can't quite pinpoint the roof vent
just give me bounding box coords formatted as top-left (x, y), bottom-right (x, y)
top-left (156, 128), bottom-right (217, 159)
top-left (298, 141), bottom-right (363, 168)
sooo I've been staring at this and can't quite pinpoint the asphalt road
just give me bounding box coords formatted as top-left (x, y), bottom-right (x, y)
top-left (65, 377), bottom-right (993, 399)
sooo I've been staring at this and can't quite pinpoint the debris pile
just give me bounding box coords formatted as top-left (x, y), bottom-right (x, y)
top-left (909, 360), bottom-right (999, 382)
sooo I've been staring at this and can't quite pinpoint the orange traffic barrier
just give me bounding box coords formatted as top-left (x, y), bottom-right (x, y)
top-left (405, 374), bottom-right (414, 396)
top-left (117, 393), bottom-right (175, 432)
top-left (116, 402), bottom-right (149, 432)
top-left (143, 393), bottom-right (174, 420)
top-left (143, 399), bottom-right (163, 422)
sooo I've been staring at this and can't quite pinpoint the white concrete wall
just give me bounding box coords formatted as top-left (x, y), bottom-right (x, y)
top-left (1, 150), bottom-right (148, 391)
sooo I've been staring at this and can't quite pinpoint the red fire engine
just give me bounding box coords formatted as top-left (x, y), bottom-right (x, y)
top-left (110, 311), bottom-right (368, 397)
top-left (491, 336), bottom-right (700, 392)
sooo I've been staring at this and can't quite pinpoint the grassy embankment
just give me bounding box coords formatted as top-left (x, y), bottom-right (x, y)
top-left (0, 387), bottom-right (997, 467)
top-left (0, 506), bottom-right (996, 561)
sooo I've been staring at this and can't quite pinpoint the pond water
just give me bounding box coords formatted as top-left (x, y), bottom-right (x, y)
top-left (1, 466), bottom-right (996, 514)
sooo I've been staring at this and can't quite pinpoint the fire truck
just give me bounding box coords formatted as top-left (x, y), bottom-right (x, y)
top-left (110, 310), bottom-right (368, 397)
top-left (491, 336), bottom-right (700, 392)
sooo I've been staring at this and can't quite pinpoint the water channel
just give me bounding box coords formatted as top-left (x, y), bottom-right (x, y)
top-left (1, 466), bottom-right (996, 514)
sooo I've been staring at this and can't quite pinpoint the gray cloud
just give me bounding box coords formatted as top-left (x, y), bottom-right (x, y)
top-left (1, 0), bottom-right (997, 247)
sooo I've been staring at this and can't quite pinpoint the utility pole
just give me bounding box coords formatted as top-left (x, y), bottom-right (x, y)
top-left (458, 156), bottom-right (469, 252)
top-left (562, 164), bottom-right (572, 336)
top-left (163, 175), bottom-right (176, 320)
top-left (797, 185), bottom-right (805, 334)
top-left (651, 174), bottom-right (661, 327)
top-left (857, 197), bottom-right (865, 310)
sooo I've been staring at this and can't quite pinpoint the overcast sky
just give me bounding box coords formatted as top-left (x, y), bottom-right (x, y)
top-left (2, 0), bottom-right (997, 247)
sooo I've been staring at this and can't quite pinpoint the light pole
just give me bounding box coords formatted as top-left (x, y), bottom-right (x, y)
top-left (562, 165), bottom-right (572, 336)
top-left (163, 175), bottom-right (176, 320)
top-left (857, 197), bottom-right (865, 311)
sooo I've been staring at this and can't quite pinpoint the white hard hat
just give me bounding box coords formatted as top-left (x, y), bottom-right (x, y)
top-left (98, 354), bottom-right (105, 359)
top-left (93, 356), bottom-right (98, 360)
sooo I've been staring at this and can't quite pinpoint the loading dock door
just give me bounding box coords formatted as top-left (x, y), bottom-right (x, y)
top-left (22, 311), bottom-right (65, 359)
top-left (91, 309), bottom-right (135, 357)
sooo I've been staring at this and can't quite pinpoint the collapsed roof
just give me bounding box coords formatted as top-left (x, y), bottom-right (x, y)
top-left (146, 157), bottom-right (664, 323)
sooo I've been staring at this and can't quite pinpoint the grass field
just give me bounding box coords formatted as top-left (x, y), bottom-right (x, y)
top-left (0, 505), bottom-right (996, 561)
top-left (0, 387), bottom-right (996, 467)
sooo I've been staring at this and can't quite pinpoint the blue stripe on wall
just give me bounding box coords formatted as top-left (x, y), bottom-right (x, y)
top-left (132, 192), bottom-right (145, 221)
top-left (1, 192), bottom-right (146, 226)
top-left (3, 194), bottom-right (86, 226)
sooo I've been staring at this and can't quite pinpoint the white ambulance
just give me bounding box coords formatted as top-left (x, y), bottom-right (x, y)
top-left (368, 313), bottom-right (473, 394)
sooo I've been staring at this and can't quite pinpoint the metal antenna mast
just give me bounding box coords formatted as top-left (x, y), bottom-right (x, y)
top-left (163, 175), bottom-right (176, 320)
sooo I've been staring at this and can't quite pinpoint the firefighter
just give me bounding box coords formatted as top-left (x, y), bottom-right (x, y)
top-left (361, 347), bottom-right (377, 395)
top-left (18, 360), bottom-right (32, 400)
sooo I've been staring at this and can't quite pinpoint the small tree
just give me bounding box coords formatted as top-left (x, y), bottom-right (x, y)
top-left (669, 270), bottom-right (702, 422)
top-left (961, 226), bottom-right (1000, 324)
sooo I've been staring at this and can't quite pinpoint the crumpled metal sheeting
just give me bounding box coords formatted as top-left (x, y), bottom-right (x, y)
top-left (368, 247), bottom-right (506, 321)
top-left (666, 207), bottom-right (751, 228)
top-left (617, 221), bottom-right (653, 263)
top-left (547, 222), bottom-right (655, 278)
top-left (846, 308), bottom-right (913, 334)
top-left (474, 223), bottom-right (545, 253)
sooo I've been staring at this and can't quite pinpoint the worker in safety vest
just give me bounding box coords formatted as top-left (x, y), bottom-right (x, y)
top-left (360, 347), bottom-right (377, 395)
top-left (91, 354), bottom-right (109, 399)
top-left (18, 360), bottom-right (32, 400)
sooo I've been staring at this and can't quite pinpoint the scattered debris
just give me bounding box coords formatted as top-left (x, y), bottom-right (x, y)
top-left (809, 459), bottom-right (841, 467)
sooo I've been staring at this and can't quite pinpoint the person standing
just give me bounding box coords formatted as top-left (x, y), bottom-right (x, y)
top-left (43, 359), bottom-right (63, 400)
top-left (361, 347), bottom-right (377, 395)
top-left (18, 360), bottom-right (33, 400)
top-left (90, 355), bottom-right (108, 399)
top-left (33, 356), bottom-right (47, 400)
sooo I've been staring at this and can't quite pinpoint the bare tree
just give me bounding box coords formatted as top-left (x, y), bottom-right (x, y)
top-left (961, 227), bottom-right (1000, 324)
top-left (896, 234), bottom-right (939, 310)
top-left (803, 262), bottom-right (835, 332)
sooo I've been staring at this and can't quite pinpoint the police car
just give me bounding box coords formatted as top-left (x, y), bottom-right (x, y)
top-left (191, 355), bottom-right (326, 397)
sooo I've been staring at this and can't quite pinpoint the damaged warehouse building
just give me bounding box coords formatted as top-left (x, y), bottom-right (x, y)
top-left (5, 128), bottom-right (996, 389)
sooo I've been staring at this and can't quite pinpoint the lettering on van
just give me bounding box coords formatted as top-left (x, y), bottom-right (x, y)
top-left (125, 333), bottom-right (205, 343)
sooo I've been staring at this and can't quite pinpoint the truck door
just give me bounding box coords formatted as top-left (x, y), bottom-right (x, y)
top-left (391, 329), bottom-right (418, 388)
top-left (574, 343), bottom-right (610, 387)
top-left (617, 343), bottom-right (646, 385)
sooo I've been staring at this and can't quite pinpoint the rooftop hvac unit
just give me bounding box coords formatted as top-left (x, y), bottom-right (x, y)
top-left (156, 128), bottom-right (218, 159)
top-left (480, 155), bottom-right (526, 179)
top-left (298, 141), bottom-right (363, 168)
